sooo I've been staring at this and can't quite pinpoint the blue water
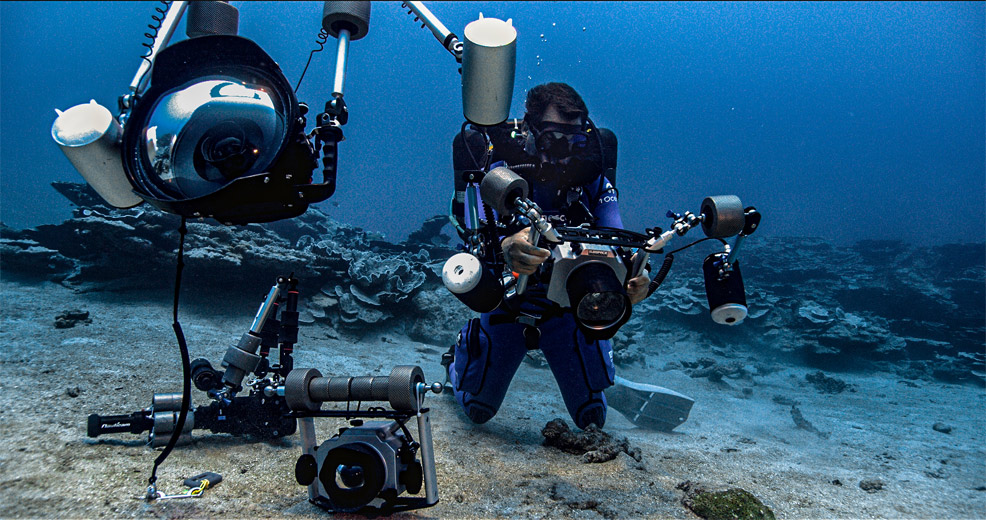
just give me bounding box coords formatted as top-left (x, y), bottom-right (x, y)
top-left (1, 1), bottom-right (983, 245)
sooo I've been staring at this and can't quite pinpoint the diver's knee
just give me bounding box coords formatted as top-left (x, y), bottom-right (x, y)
top-left (574, 402), bottom-right (607, 430)
top-left (463, 400), bottom-right (498, 425)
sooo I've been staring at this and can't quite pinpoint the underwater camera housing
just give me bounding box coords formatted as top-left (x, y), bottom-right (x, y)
top-left (86, 274), bottom-right (305, 446)
top-left (284, 366), bottom-right (441, 514)
top-left (444, 166), bottom-right (761, 338)
top-left (119, 34), bottom-right (329, 224)
top-left (50, 1), bottom-right (370, 225)
top-left (544, 241), bottom-right (631, 339)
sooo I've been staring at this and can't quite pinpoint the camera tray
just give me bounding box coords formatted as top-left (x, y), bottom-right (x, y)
top-left (554, 225), bottom-right (662, 251)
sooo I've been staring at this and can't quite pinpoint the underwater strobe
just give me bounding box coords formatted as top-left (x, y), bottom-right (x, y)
top-left (699, 196), bottom-right (761, 325)
top-left (278, 365), bottom-right (442, 514)
top-left (442, 167), bottom-right (762, 337)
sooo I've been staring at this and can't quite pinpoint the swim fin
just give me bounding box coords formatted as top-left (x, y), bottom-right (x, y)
top-left (607, 375), bottom-right (695, 432)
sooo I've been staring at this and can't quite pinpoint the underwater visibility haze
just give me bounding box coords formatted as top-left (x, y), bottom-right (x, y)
top-left (1, 1), bottom-right (983, 245)
top-left (0, 2), bottom-right (984, 519)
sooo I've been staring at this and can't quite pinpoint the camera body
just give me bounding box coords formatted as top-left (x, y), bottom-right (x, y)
top-left (545, 241), bottom-right (627, 307)
top-left (309, 421), bottom-right (424, 512)
top-left (287, 366), bottom-right (439, 514)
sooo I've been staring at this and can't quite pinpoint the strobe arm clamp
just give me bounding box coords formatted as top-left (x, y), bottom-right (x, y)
top-left (510, 198), bottom-right (561, 295)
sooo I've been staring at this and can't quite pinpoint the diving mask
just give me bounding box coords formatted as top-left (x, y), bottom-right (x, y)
top-left (533, 122), bottom-right (588, 161)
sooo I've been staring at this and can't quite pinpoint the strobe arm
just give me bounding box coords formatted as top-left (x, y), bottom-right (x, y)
top-left (127, 2), bottom-right (189, 99)
top-left (403, 2), bottom-right (464, 62)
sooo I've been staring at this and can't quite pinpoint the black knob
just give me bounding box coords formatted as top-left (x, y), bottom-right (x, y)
top-left (295, 454), bottom-right (318, 486)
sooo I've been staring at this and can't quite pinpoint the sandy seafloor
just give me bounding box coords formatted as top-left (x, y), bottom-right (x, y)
top-left (0, 278), bottom-right (983, 519)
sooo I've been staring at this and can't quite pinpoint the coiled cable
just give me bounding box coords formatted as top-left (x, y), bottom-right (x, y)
top-left (134, 1), bottom-right (171, 97)
top-left (295, 27), bottom-right (330, 93)
top-left (644, 237), bottom-right (727, 297)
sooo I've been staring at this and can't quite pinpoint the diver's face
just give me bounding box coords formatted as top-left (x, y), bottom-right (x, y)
top-left (534, 105), bottom-right (586, 165)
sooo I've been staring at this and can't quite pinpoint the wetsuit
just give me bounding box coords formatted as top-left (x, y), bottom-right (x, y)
top-left (448, 149), bottom-right (624, 429)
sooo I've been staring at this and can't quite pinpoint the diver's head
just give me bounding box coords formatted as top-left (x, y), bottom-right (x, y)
top-left (524, 82), bottom-right (588, 164)
top-left (523, 83), bottom-right (600, 189)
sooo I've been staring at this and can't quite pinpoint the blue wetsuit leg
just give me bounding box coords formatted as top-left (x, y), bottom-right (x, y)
top-left (538, 313), bottom-right (616, 430)
top-left (448, 311), bottom-right (528, 424)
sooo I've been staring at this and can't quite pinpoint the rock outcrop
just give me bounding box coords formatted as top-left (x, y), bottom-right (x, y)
top-left (2, 182), bottom-right (983, 384)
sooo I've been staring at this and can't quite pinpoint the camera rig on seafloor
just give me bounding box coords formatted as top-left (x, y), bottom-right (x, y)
top-left (281, 365), bottom-right (442, 514)
top-left (87, 273), bottom-right (445, 513)
top-left (86, 274), bottom-right (302, 446)
top-left (442, 166), bottom-right (763, 341)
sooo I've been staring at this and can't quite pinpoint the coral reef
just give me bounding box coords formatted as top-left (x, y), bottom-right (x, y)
top-left (0, 182), bottom-right (463, 334)
top-left (630, 236), bottom-right (985, 386)
top-left (2, 183), bottom-right (983, 384)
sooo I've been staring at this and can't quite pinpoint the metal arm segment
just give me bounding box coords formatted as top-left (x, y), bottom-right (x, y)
top-left (332, 28), bottom-right (351, 98)
top-left (404, 1), bottom-right (463, 62)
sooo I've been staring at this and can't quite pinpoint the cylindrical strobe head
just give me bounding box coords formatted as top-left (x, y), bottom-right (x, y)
top-left (700, 195), bottom-right (745, 238)
top-left (443, 253), bottom-right (504, 313)
top-left (461, 14), bottom-right (516, 126)
top-left (51, 100), bottom-right (143, 208)
top-left (480, 166), bottom-right (528, 216)
top-left (703, 253), bottom-right (748, 326)
top-left (387, 365), bottom-right (425, 411)
top-left (186, 1), bottom-right (239, 38)
top-left (322, 1), bottom-right (371, 40)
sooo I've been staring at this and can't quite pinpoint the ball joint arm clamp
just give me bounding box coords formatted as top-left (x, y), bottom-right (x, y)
top-left (508, 197), bottom-right (560, 295)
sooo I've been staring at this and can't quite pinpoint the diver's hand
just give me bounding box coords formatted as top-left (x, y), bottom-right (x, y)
top-left (501, 227), bottom-right (550, 275)
top-left (627, 271), bottom-right (650, 305)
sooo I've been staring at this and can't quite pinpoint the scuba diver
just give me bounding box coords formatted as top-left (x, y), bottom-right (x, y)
top-left (443, 82), bottom-right (652, 430)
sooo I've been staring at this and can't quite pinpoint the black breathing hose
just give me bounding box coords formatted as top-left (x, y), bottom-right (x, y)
top-left (148, 217), bottom-right (192, 493)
